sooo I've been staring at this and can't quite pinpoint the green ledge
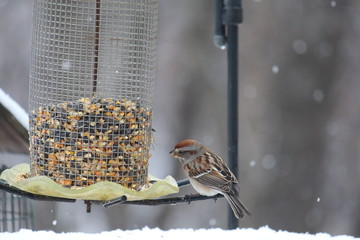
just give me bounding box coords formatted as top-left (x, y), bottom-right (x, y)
top-left (0, 163), bottom-right (179, 201)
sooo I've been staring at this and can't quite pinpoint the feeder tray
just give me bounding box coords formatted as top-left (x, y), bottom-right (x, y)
top-left (0, 163), bottom-right (179, 203)
top-left (0, 174), bottom-right (223, 213)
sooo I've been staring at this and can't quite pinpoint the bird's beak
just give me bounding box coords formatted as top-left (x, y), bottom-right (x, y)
top-left (170, 149), bottom-right (179, 158)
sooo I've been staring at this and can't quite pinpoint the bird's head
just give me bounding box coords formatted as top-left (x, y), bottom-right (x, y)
top-left (169, 139), bottom-right (206, 164)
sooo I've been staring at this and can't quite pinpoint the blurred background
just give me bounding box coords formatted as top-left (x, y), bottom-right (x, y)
top-left (1, 0), bottom-right (360, 237)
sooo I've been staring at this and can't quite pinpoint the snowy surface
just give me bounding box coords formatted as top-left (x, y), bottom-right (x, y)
top-left (0, 88), bottom-right (29, 130)
top-left (0, 226), bottom-right (358, 240)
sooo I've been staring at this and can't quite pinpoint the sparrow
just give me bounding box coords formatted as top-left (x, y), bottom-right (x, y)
top-left (170, 139), bottom-right (252, 219)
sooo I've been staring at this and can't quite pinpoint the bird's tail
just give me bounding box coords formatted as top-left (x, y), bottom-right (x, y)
top-left (224, 193), bottom-right (253, 219)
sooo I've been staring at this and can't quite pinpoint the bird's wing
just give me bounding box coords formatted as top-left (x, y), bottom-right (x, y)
top-left (185, 151), bottom-right (239, 193)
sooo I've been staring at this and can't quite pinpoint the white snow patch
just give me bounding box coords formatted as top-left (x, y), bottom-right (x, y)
top-left (272, 65), bottom-right (279, 74)
top-left (292, 39), bottom-right (307, 55)
top-left (61, 60), bottom-right (72, 70)
top-left (0, 88), bottom-right (29, 130)
top-left (0, 226), bottom-right (358, 240)
top-left (209, 218), bottom-right (217, 226)
top-left (262, 154), bottom-right (277, 169)
top-left (313, 89), bottom-right (324, 102)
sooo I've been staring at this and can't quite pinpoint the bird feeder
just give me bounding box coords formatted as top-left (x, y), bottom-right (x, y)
top-left (1, 0), bottom-right (244, 229)
top-left (28, 0), bottom-right (158, 190)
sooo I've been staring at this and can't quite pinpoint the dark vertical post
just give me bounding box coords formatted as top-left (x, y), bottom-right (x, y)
top-left (17, 196), bottom-right (22, 229)
top-left (226, 24), bottom-right (239, 230)
top-left (29, 200), bottom-right (35, 230)
top-left (11, 194), bottom-right (15, 231)
top-left (2, 191), bottom-right (7, 231)
top-left (222, 0), bottom-right (243, 230)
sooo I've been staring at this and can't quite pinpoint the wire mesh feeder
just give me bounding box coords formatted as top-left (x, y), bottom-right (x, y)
top-left (0, 166), bottom-right (34, 232)
top-left (28, 0), bottom-right (158, 190)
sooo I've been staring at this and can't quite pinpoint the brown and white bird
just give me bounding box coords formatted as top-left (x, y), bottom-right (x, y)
top-left (170, 139), bottom-right (252, 219)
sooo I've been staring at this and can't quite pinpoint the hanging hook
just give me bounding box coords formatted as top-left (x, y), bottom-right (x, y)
top-left (214, 0), bottom-right (243, 49)
top-left (214, 0), bottom-right (227, 49)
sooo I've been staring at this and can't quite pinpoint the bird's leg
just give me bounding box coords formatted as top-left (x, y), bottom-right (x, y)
top-left (184, 193), bottom-right (202, 204)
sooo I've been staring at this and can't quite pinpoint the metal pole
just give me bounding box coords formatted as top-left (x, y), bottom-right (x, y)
top-left (222, 0), bottom-right (243, 230)
top-left (227, 24), bottom-right (239, 230)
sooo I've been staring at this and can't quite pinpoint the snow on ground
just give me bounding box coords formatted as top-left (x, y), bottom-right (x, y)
top-left (0, 88), bottom-right (29, 130)
top-left (0, 226), bottom-right (358, 240)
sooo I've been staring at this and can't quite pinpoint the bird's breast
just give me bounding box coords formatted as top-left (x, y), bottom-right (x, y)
top-left (187, 178), bottom-right (220, 196)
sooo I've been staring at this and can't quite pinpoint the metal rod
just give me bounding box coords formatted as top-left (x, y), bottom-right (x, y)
top-left (23, 197), bottom-right (28, 229)
top-left (104, 193), bottom-right (223, 207)
top-left (102, 179), bottom-right (216, 207)
top-left (17, 195), bottom-right (22, 229)
top-left (176, 179), bottom-right (190, 187)
top-left (29, 199), bottom-right (35, 230)
top-left (2, 191), bottom-right (7, 232)
top-left (92, 0), bottom-right (101, 96)
top-left (11, 193), bottom-right (15, 231)
top-left (122, 194), bottom-right (223, 206)
top-left (22, 197), bottom-right (28, 229)
top-left (222, 0), bottom-right (243, 230)
top-left (227, 23), bottom-right (239, 230)
top-left (103, 195), bottom-right (127, 208)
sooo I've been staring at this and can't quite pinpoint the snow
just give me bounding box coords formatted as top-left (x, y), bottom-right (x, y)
top-left (262, 154), bottom-right (277, 169)
top-left (313, 89), bottom-right (324, 102)
top-left (61, 60), bottom-right (72, 70)
top-left (250, 160), bottom-right (256, 167)
top-left (292, 39), bottom-right (308, 55)
top-left (0, 88), bottom-right (29, 130)
top-left (0, 226), bottom-right (358, 240)
top-left (272, 65), bottom-right (279, 74)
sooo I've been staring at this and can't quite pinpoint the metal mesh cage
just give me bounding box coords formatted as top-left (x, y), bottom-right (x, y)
top-left (1, 167), bottom-right (34, 232)
top-left (0, 192), bottom-right (34, 232)
top-left (29, 0), bottom-right (158, 190)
